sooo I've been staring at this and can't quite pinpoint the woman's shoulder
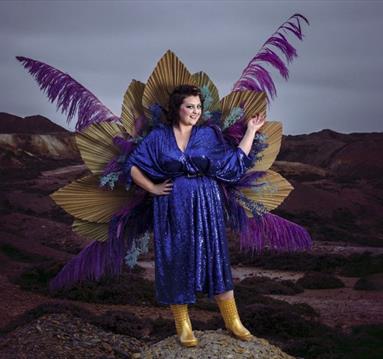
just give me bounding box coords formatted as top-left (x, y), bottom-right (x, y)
top-left (134, 125), bottom-right (166, 148)
top-left (144, 123), bottom-right (168, 138)
top-left (197, 122), bottom-right (223, 140)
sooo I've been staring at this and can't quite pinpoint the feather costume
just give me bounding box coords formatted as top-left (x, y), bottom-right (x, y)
top-left (17, 14), bottom-right (312, 300)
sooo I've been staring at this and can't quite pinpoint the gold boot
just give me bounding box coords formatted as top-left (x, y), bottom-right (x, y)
top-left (216, 296), bottom-right (253, 341)
top-left (170, 304), bottom-right (198, 347)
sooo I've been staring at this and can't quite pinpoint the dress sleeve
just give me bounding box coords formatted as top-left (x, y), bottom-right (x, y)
top-left (207, 126), bottom-right (254, 184)
top-left (122, 128), bottom-right (167, 187)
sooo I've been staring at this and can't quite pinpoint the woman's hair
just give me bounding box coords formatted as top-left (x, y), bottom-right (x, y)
top-left (166, 84), bottom-right (204, 125)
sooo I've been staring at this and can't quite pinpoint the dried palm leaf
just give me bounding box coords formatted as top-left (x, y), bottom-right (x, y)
top-left (191, 71), bottom-right (220, 112)
top-left (251, 121), bottom-right (282, 171)
top-left (50, 175), bottom-right (131, 223)
top-left (239, 169), bottom-right (293, 217)
top-left (121, 79), bottom-right (146, 137)
top-left (76, 121), bottom-right (125, 175)
top-left (72, 219), bottom-right (109, 242)
top-left (220, 90), bottom-right (267, 126)
top-left (142, 50), bottom-right (197, 122)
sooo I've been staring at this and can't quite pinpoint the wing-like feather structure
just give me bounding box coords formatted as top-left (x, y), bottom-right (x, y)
top-left (33, 27), bottom-right (313, 292)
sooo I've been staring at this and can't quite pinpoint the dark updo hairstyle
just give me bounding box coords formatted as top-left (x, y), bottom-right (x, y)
top-left (166, 84), bottom-right (204, 125)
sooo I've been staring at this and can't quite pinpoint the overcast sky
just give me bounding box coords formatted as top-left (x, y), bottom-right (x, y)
top-left (1, 0), bottom-right (382, 135)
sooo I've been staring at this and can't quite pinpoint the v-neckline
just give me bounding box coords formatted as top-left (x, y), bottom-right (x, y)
top-left (171, 125), bottom-right (196, 154)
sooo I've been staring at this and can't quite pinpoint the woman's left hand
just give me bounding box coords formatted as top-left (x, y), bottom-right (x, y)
top-left (247, 113), bottom-right (266, 133)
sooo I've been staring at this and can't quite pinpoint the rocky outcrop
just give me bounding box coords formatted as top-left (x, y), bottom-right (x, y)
top-left (0, 133), bottom-right (79, 161)
top-left (0, 312), bottom-right (295, 359)
top-left (278, 129), bottom-right (383, 180)
top-left (0, 113), bottom-right (80, 170)
top-left (140, 330), bottom-right (295, 358)
top-left (271, 160), bottom-right (328, 181)
top-left (0, 113), bottom-right (69, 134)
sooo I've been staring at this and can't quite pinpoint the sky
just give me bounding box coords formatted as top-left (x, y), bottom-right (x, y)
top-left (0, 0), bottom-right (382, 135)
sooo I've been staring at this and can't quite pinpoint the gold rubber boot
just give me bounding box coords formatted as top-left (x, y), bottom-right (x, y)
top-left (170, 304), bottom-right (198, 347)
top-left (216, 297), bottom-right (253, 341)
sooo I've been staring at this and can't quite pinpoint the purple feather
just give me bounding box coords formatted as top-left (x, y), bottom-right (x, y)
top-left (232, 13), bottom-right (309, 100)
top-left (16, 56), bottom-right (120, 132)
top-left (235, 65), bottom-right (277, 99)
top-left (239, 212), bottom-right (313, 254)
top-left (224, 118), bottom-right (247, 145)
top-left (254, 48), bottom-right (289, 80)
top-left (134, 114), bottom-right (148, 137)
top-left (263, 34), bottom-right (297, 63)
top-left (113, 136), bottom-right (135, 154)
top-left (49, 235), bottom-right (125, 293)
top-left (102, 157), bottom-right (121, 175)
top-left (49, 192), bottom-right (147, 292)
top-left (221, 185), bottom-right (249, 234)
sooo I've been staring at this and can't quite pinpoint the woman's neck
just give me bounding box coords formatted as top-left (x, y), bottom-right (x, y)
top-left (173, 122), bottom-right (193, 134)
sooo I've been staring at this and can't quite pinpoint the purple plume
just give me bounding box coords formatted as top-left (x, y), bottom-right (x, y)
top-left (49, 235), bottom-right (125, 293)
top-left (232, 13), bottom-right (309, 100)
top-left (49, 191), bottom-right (147, 292)
top-left (113, 136), bottom-right (135, 154)
top-left (16, 56), bottom-right (120, 132)
top-left (239, 212), bottom-right (313, 254)
top-left (223, 118), bottom-right (247, 146)
top-left (134, 114), bottom-right (148, 137)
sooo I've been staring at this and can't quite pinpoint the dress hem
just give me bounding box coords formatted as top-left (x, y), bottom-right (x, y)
top-left (155, 285), bottom-right (234, 305)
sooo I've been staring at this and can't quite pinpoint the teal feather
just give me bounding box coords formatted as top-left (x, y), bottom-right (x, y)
top-left (200, 85), bottom-right (213, 110)
top-left (124, 231), bottom-right (150, 268)
top-left (222, 107), bottom-right (244, 130)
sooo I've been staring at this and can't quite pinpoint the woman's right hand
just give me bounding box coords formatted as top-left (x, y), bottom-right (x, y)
top-left (150, 178), bottom-right (173, 196)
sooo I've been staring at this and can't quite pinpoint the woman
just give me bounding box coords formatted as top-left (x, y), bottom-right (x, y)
top-left (124, 84), bottom-right (265, 347)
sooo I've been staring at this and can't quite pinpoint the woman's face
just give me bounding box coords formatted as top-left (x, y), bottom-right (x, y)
top-left (178, 95), bottom-right (202, 126)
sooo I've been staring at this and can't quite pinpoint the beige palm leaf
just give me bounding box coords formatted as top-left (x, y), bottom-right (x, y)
top-left (142, 49), bottom-right (197, 122)
top-left (72, 219), bottom-right (109, 242)
top-left (251, 121), bottom-right (283, 172)
top-left (219, 90), bottom-right (267, 126)
top-left (238, 170), bottom-right (294, 217)
top-left (121, 79), bottom-right (146, 137)
top-left (50, 175), bottom-right (132, 224)
top-left (191, 71), bottom-right (220, 112)
top-left (76, 121), bottom-right (126, 175)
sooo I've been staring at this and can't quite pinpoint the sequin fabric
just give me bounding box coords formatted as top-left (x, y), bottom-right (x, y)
top-left (123, 123), bottom-right (253, 304)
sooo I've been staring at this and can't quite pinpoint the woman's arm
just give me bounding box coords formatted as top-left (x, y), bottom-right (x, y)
top-left (130, 165), bottom-right (155, 192)
top-left (238, 113), bottom-right (266, 155)
top-left (238, 127), bottom-right (257, 156)
top-left (131, 165), bottom-right (173, 196)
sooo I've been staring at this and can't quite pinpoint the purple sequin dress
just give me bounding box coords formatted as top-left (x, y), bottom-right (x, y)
top-left (124, 123), bottom-right (253, 305)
